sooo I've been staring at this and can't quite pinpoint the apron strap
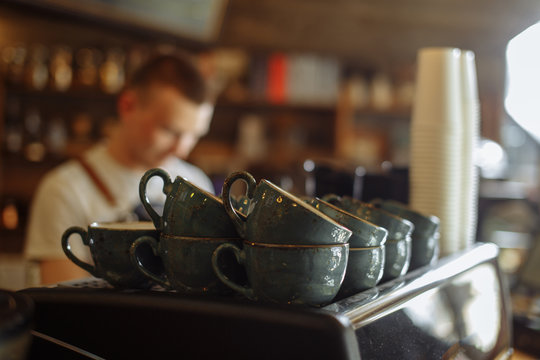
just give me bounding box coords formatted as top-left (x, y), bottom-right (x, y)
top-left (77, 156), bottom-right (117, 207)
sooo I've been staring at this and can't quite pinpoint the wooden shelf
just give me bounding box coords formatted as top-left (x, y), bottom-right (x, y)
top-left (215, 99), bottom-right (337, 113)
top-left (214, 99), bottom-right (410, 122)
top-left (5, 87), bottom-right (117, 103)
top-left (351, 106), bottom-right (410, 119)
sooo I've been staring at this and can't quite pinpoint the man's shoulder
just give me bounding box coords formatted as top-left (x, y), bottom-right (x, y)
top-left (42, 159), bottom-right (85, 183)
top-left (42, 144), bottom-right (107, 185)
top-left (38, 157), bottom-right (94, 196)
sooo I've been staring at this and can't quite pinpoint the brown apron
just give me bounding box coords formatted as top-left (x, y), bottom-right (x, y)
top-left (77, 156), bottom-right (117, 207)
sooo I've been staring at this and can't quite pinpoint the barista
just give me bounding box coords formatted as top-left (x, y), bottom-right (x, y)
top-left (24, 53), bottom-right (215, 285)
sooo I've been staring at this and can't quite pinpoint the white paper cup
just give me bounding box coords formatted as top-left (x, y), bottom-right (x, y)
top-left (459, 50), bottom-right (480, 250)
top-left (410, 47), bottom-right (464, 257)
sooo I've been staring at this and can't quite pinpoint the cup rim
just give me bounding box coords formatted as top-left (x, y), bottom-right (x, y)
top-left (260, 179), bottom-right (351, 232)
top-left (349, 245), bottom-right (385, 251)
top-left (177, 176), bottom-right (222, 204)
top-left (372, 199), bottom-right (440, 227)
top-left (315, 198), bottom-right (387, 235)
top-left (339, 197), bottom-right (415, 234)
top-left (386, 237), bottom-right (412, 244)
top-left (316, 198), bottom-right (378, 225)
top-left (89, 221), bottom-right (156, 230)
top-left (161, 234), bottom-right (242, 241)
top-left (243, 240), bottom-right (349, 249)
top-left (343, 197), bottom-right (408, 220)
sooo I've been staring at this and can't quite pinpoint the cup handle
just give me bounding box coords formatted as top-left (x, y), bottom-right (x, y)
top-left (61, 226), bottom-right (97, 276)
top-left (139, 168), bottom-right (173, 231)
top-left (221, 171), bottom-right (257, 238)
top-left (212, 243), bottom-right (254, 299)
top-left (130, 236), bottom-right (171, 289)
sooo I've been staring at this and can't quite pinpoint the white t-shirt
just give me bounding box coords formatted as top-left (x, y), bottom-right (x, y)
top-left (24, 143), bottom-right (214, 261)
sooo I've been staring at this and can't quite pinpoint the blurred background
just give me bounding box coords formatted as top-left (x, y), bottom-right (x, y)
top-left (0, 0), bottom-right (540, 297)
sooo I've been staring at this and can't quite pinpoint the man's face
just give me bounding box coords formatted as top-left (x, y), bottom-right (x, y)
top-left (123, 85), bottom-right (212, 168)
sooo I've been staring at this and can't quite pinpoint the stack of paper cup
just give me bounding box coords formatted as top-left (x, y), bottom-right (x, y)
top-left (460, 50), bottom-right (480, 250)
top-left (410, 47), bottom-right (480, 257)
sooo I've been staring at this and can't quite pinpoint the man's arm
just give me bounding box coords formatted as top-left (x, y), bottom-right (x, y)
top-left (39, 258), bottom-right (89, 285)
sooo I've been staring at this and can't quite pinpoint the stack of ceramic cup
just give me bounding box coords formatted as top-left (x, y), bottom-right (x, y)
top-left (306, 197), bottom-right (388, 299)
top-left (215, 171), bottom-right (352, 307)
top-left (410, 47), bottom-right (480, 256)
top-left (130, 168), bottom-right (245, 294)
top-left (372, 199), bottom-right (440, 271)
top-left (60, 168), bottom-right (440, 303)
top-left (329, 196), bottom-right (414, 282)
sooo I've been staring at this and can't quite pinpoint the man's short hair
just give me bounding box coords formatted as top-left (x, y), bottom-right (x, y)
top-left (126, 53), bottom-right (209, 104)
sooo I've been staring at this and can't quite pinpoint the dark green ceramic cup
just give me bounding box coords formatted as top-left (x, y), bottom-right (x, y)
top-left (139, 168), bottom-right (239, 237)
top-left (371, 199), bottom-right (440, 270)
top-left (309, 198), bottom-right (388, 248)
top-left (130, 234), bottom-right (244, 294)
top-left (382, 238), bottom-right (411, 281)
top-left (62, 221), bottom-right (161, 289)
top-left (326, 196), bottom-right (414, 242)
top-left (221, 171), bottom-right (352, 245)
top-left (212, 241), bottom-right (349, 306)
top-left (324, 196), bottom-right (414, 280)
top-left (336, 245), bottom-right (386, 299)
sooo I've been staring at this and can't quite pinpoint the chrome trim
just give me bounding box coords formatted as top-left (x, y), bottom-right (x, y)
top-left (31, 330), bottom-right (105, 359)
top-left (324, 242), bottom-right (501, 329)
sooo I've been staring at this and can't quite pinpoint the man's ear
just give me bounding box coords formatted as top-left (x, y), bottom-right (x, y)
top-left (117, 89), bottom-right (138, 121)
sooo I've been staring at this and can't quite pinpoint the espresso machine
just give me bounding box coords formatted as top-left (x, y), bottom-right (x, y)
top-left (18, 242), bottom-right (512, 359)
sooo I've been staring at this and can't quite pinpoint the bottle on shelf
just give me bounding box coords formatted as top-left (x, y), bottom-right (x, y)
top-left (99, 47), bottom-right (126, 94)
top-left (45, 116), bottom-right (68, 156)
top-left (4, 44), bottom-right (27, 86)
top-left (75, 47), bottom-right (101, 89)
top-left (49, 45), bottom-right (73, 92)
top-left (3, 99), bottom-right (23, 155)
top-left (25, 43), bottom-right (49, 91)
top-left (23, 107), bottom-right (46, 162)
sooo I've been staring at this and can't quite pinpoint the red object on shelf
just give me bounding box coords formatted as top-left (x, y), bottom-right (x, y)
top-left (267, 53), bottom-right (287, 104)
